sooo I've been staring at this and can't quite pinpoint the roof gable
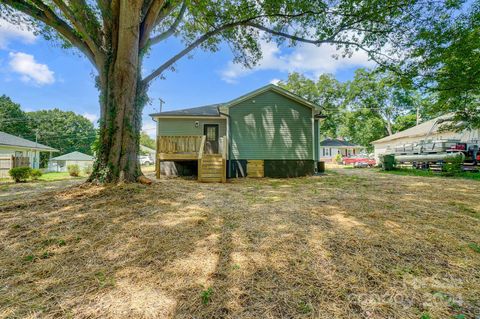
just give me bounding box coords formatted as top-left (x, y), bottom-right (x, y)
top-left (0, 131), bottom-right (58, 151)
top-left (223, 84), bottom-right (320, 110)
top-left (149, 85), bottom-right (320, 119)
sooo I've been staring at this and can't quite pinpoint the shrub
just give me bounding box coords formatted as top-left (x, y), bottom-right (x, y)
top-left (30, 169), bottom-right (43, 180)
top-left (442, 154), bottom-right (464, 176)
top-left (334, 153), bottom-right (343, 164)
top-left (67, 164), bottom-right (80, 177)
top-left (84, 165), bottom-right (93, 175)
top-left (9, 167), bottom-right (32, 183)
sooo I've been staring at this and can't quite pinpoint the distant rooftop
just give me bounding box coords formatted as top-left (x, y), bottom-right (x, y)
top-left (320, 138), bottom-right (362, 148)
top-left (371, 114), bottom-right (454, 144)
top-left (51, 151), bottom-right (94, 161)
top-left (0, 131), bottom-right (58, 151)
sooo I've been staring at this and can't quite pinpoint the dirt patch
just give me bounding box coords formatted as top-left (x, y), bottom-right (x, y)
top-left (1, 170), bottom-right (479, 318)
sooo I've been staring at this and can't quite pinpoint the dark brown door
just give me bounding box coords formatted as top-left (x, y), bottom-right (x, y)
top-left (204, 124), bottom-right (219, 154)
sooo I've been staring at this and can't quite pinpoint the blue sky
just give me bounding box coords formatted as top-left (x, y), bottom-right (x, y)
top-left (0, 18), bottom-right (374, 137)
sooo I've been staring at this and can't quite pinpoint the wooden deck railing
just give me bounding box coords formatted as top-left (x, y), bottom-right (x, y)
top-left (157, 135), bottom-right (206, 160)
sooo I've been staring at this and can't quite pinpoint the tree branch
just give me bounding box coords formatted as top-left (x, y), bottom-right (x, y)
top-left (142, 22), bottom-right (236, 84)
top-left (3, 0), bottom-right (98, 67)
top-left (50, 0), bottom-right (104, 65)
top-left (148, 0), bottom-right (186, 46)
top-left (139, 0), bottom-right (166, 49)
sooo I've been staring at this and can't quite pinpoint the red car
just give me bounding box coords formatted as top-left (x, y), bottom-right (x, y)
top-left (342, 156), bottom-right (376, 166)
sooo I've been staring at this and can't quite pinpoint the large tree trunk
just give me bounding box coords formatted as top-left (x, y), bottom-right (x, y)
top-left (88, 0), bottom-right (147, 183)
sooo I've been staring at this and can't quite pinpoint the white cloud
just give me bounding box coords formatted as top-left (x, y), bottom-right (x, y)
top-left (9, 52), bottom-right (55, 85)
top-left (0, 19), bottom-right (36, 49)
top-left (270, 78), bottom-right (281, 85)
top-left (221, 40), bottom-right (375, 83)
top-left (83, 112), bottom-right (99, 123)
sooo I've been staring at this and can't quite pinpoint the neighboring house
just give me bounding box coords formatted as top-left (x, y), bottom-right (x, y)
top-left (372, 115), bottom-right (480, 162)
top-left (0, 131), bottom-right (58, 177)
top-left (150, 84), bottom-right (323, 182)
top-left (319, 138), bottom-right (365, 162)
top-left (48, 151), bottom-right (94, 172)
top-left (140, 145), bottom-right (156, 163)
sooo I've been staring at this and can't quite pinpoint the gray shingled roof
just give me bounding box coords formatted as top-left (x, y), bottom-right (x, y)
top-left (150, 103), bottom-right (222, 117)
top-left (0, 131), bottom-right (58, 151)
top-left (320, 138), bottom-right (361, 147)
top-left (51, 151), bottom-right (94, 161)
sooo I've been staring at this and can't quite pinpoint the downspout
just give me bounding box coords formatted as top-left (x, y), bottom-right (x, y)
top-left (219, 110), bottom-right (231, 178)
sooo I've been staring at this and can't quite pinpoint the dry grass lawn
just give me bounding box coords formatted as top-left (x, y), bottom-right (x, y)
top-left (1, 169), bottom-right (479, 318)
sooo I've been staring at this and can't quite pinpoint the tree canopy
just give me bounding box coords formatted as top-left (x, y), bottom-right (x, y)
top-left (140, 131), bottom-right (156, 150)
top-left (398, 1), bottom-right (479, 130)
top-left (280, 69), bottom-right (431, 150)
top-left (27, 109), bottom-right (96, 156)
top-left (0, 95), bottom-right (33, 138)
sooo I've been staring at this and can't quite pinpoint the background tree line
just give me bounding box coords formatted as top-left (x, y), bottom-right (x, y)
top-left (0, 95), bottom-right (97, 166)
top-left (279, 68), bottom-right (435, 151)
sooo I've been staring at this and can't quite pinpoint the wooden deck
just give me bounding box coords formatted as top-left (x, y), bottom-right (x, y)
top-left (156, 135), bottom-right (227, 182)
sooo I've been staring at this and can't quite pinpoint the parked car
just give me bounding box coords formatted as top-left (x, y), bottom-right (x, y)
top-left (139, 155), bottom-right (153, 166)
top-left (342, 155), bottom-right (376, 167)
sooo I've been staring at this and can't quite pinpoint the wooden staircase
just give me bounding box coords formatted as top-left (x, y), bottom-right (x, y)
top-left (198, 154), bottom-right (226, 183)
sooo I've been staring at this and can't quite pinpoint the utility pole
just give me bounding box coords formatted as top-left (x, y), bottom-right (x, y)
top-left (159, 98), bottom-right (165, 113)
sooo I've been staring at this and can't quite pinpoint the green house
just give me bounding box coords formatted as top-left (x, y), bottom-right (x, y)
top-left (150, 84), bottom-right (323, 182)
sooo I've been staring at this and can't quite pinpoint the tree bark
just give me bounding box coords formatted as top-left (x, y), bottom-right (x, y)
top-left (88, 0), bottom-right (147, 183)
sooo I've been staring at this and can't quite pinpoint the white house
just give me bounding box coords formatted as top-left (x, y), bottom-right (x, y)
top-left (0, 131), bottom-right (58, 177)
top-left (371, 115), bottom-right (480, 162)
top-left (48, 151), bottom-right (94, 172)
top-left (319, 138), bottom-right (365, 162)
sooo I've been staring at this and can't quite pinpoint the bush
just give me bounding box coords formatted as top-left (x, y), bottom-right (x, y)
top-left (67, 164), bottom-right (80, 177)
top-left (30, 169), bottom-right (43, 180)
top-left (442, 154), bottom-right (464, 176)
top-left (84, 165), bottom-right (93, 175)
top-left (334, 153), bottom-right (343, 164)
top-left (9, 167), bottom-right (32, 183)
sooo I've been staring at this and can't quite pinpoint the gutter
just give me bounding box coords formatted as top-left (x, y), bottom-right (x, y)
top-left (218, 110), bottom-right (231, 178)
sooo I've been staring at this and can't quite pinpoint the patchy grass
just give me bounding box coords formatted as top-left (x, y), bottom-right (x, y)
top-left (38, 171), bottom-right (85, 181)
top-left (379, 168), bottom-right (480, 180)
top-left (0, 170), bottom-right (479, 318)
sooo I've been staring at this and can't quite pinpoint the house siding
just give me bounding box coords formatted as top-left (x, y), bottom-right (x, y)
top-left (157, 118), bottom-right (226, 137)
top-left (229, 91), bottom-right (313, 160)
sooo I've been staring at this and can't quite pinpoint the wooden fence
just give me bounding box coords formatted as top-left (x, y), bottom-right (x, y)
top-left (0, 156), bottom-right (30, 179)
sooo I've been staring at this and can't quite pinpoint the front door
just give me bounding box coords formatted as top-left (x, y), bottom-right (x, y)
top-left (204, 124), bottom-right (219, 154)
